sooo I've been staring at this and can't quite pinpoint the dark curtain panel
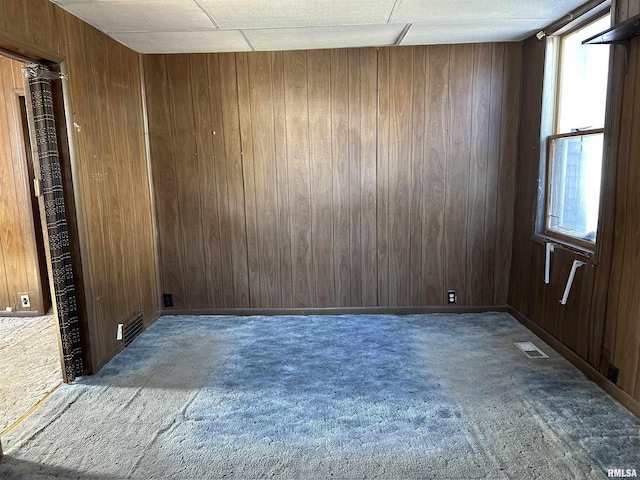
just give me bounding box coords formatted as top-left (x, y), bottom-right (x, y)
top-left (24, 64), bottom-right (83, 381)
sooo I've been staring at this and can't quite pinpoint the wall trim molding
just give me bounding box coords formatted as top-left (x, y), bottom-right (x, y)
top-left (0, 311), bottom-right (43, 318)
top-left (508, 306), bottom-right (640, 417)
top-left (160, 305), bottom-right (507, 317)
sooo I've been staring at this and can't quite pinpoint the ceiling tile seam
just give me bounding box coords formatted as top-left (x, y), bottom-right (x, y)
top-left (103, 22), bottom-right (556, 36)
top-left (395, 24), bottom-right (412, 45)
top-left (102, 23), bottom-right (413, 34)
top-left (193, 0), bottom-right (222, 29)
top-left (239, 31), bottom-right (257, 52)
top-left (387, 0), bottom-right (401, 23)
top-left (217, 23), bottom-right (405, 30)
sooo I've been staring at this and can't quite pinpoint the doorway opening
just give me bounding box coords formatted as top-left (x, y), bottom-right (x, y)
top-left (0, 51), bottom-right (87, 437)
top-left (0, 53), bottom-right (62, 436)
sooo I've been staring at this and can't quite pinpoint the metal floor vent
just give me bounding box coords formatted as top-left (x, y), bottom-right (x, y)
top-left (117, 311), bottom-right (144, 347)
top-left (515, 341), bottom-right (548, 359)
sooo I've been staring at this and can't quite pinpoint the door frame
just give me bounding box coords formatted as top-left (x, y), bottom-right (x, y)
top-left (0, 47), bottom-right (92, 380)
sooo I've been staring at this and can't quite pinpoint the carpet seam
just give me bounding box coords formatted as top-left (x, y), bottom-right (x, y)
top-left (0, 383), bottom-right (61, 438)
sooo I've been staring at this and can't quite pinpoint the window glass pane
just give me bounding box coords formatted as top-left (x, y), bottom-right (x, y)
top-left (547, 132), bottom-right (603, 243)
top-left (556, 14), bottom-right (610, 133)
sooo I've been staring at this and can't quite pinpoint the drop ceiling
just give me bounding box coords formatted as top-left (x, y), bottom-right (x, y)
top-left (50, 0), bottom-right (592, 54)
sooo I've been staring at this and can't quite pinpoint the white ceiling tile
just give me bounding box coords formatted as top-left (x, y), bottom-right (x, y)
top-left (401, 19), bottom-right (550, 45)
top-left (48, 0), bottom-right (597, 53)
top-left (198, 0), bottom-right (397, 29)
top-left (245, 24), bottom-right (404, 51)
top-left (111, 30), bottom-right (251, 53)
top-left (59, 1), bottom-right (216, 33)
top-left (391, 0), bottom-right (589, 22)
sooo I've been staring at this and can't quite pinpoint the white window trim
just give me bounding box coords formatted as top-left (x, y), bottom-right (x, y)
top-left (534, 9), bottom-right (611, 256)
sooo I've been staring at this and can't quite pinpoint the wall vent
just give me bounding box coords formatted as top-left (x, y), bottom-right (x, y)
top-left (120, 311), bottom-right (144, 347)
top-left (515, 341), bottom-right (549, 359)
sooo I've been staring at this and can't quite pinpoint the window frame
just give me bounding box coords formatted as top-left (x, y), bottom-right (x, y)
top-left (544, 128), bottom-right (605, 250)
top-left (536, 8), bottom-right (612, 255)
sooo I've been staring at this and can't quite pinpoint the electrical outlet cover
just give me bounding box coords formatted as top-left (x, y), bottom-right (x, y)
top-left (20, 294), bottom-right (30, 308)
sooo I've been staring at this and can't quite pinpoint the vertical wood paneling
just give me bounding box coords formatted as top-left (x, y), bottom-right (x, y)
top-left (284, 51), bottom-right (313, 307)
top-left (307, 50), bottom-right (335, 307)
top-left (0, 56), bottom-right (41, 313)
top-left (605, 35), bottom-right (636, 385)
top-left (190, 54), bottom-right (223, 307)
top-left (387, 47), bottom-right (413, 306)
top-left (59, 17), bottom-right (105, 362)
top-left (376, 47), bottom-right (390, 307)
top-left (96, 33), bottom-right (127, 331)
top-left (207, 54), bottom-right (236, 307)
top-left (494, 43), bottom-right (521, 304)
top-left (331, 49), bottom-right (351, 307)
top-left (509, 37), bottom-right (544, 318)
top-left (74, 27), bottom-right (113, 357)
top-left (271, 51), bottom-right (293, 307)
top-left (144, 55), bottom-right (186, 310)
top-left (219, 53), bottom-right (250, 307)
top-left (146, 44), bottom-right (520, 311)
top-left (1, 2), bottom-right (30, 46)
top-left (168, 55), bottom-right (208, 309)
top-left (63, 18), bottom-right (158, 364)
top-left (628, 0), bottom-right (640, 18)
top-left (348, 49), bottom-right (363, 306)
top-left (1, 1), bottom-right (159, 373)
top-left (409, 47), bottom-right (426, 306)
top-left (446, 45), bottom-right (473, 305)
top-left (236, 52), bottom-right (260, 308)
top-left (422, 46), bottom-right (449, 305)
top-left (359, 48), bottom-right (378, 307)
top-left (246, 52), bottom-right (281, 307)
top-left (7, 63), bottom-right (41, 312)
top-left (610, 37), bottom-right (640, 396)
top-left (0, 0), bottom-right (59, 59)
top-left (467, 44), bottom-right (492, 306)
top-left (483, 44), bottom-right (504, 305)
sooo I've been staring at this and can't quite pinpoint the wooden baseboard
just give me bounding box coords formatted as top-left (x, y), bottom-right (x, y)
top-left (0, 310), bottom-right (45, 317)
top-left (160, 305), bottom-right (508, 317)
top-left (508, 306), bottom-right (640, 417)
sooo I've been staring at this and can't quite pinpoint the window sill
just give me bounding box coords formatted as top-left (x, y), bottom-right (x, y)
top-left (531, 233), bottom-right (595, 259)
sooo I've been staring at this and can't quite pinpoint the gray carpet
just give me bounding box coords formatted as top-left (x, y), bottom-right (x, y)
top-left (0, 315), bottom-right (62, 433)
top-left (0, 312), bottom-right (638, 479)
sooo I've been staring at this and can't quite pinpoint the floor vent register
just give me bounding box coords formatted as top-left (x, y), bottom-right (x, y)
top-left (515, 341), bottom-right (549, 359)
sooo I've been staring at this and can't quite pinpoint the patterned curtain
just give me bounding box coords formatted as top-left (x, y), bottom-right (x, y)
top-left (24, 64), bottom-right (83, 381)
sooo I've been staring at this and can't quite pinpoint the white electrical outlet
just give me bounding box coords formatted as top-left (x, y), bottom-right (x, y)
top-left (20, 294), bottom-right (30, 308)
top-left (5, 306), bottom-right (12, 312)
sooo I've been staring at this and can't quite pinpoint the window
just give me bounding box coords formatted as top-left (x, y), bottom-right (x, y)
top-left (546, 130), bottom-right (603, 245)
top-left (541, 13), bottom-right (610, 249)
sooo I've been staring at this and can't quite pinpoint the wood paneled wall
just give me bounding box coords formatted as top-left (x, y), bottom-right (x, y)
top-left (617, 0), bottom-right (640, 19)
top-left (0, 56), bottom-right (43, 314)
top-left (604, 33), bottom-right (640, 400)
top-left (0, 1), bottom-right (60, 61)
top-left (144, 44), bottom-right (521, 310)
top-left (509, 0), bottom-right (640, 410)
top-left (508, 36), bottom-right (604, 366)
top-left (0, 0), bottom-right (159, 372)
